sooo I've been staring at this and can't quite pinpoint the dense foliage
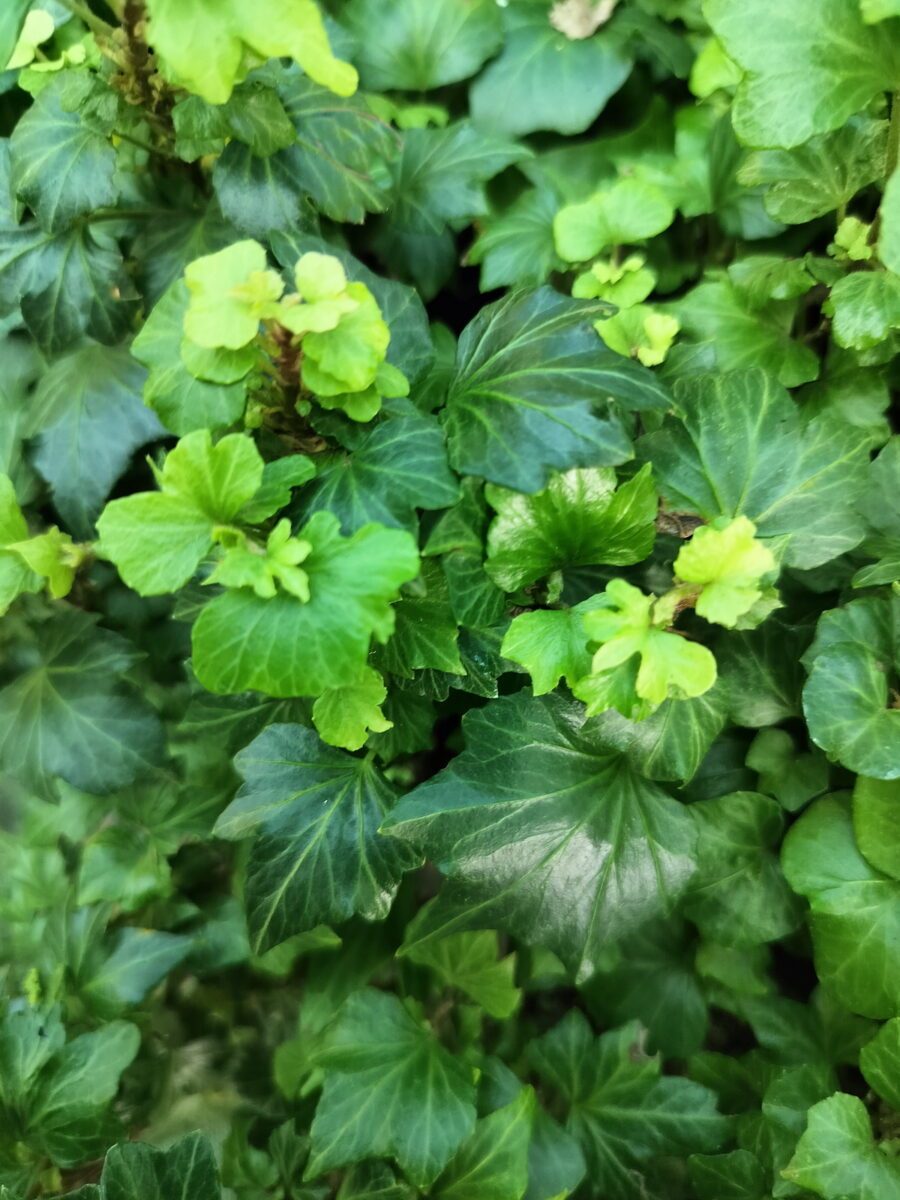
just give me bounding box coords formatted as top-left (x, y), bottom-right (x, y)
top-left (1, 1), bottom-right (899, 1197)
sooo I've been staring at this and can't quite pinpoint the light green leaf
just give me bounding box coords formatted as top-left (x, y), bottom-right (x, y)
top-left (193, 514), bottom-right (419, 697)
top-left (640, 369), bottom-right (870, 568)
top-left (309, 989), bottom-right (477, 1187)
top-left (343, 0), bottom-right (503, 91)
top-left (470, 0), bottom-right (632, 137)
top-left (860, 1018), bottom-right (900, 1109)
top-left (595, 306), bottom-right (680, 368)
top-left (881, 165), bottom-right (900, 273)
top-left (184, 240), bottom-right (283, 350)
top-left (853, 776), bottom-right (900, 878)
top-left (578, 579), bottom-right (717, 714)
top-left (145, 0), bottom-right (358, 104)
top-left (674, 517), bottom-right (777, 628)
top-left (500, 601), bottom-right (600, 696)
top-left (802, 594), bottom-right (900, 779)
top-left (81, 928), bottom-right (191, 1015)
top-left (782, 793), bottom-right (900, 1017)
top-left (530, 1014), bottom-right (729, 1200)
top-left (431, 1090), bottom-right (534, 1200)
top-left (0, 611), bottom-right (164, 794)
top-left (215, 724), bottom-right (418, 951)
top-left (312, 666), bottom-right (392, 751)
top-left (96, 430), bottom-right (264, 595)
top-left (784, 1093), bottom-right (900, 1200)
top-left (825, 269), bottom-right (900, 350)
top-left (132, 281), bottom-right (248, 435)
top-left (403, 926), bottom-right (520, 1020)
top-left (445, 287), bottom-right (669, 493)
top-left (485, 465), bottom-right (656, 591)
top-left (554, 179), bottom-right (675, 263)
top-left (382, 691), bottom-right (698, 982)
top-left (705, 0), bottom-right (900, 148)
top-left (0, 0), bottom-right (31, 71)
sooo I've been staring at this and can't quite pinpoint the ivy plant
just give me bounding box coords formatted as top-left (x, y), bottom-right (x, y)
top-left (1, 1), bottom-right (899, 1198)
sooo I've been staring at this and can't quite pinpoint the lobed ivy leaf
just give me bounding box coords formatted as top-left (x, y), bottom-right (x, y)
top-left (784, 1093), bottom-right (900, 1200)
top-left (641, 369), bottom-right (870, 569)
top-left (782, 793), bottom-right (900, 1018)
top-left (485, 464), bottom-right (656, 591)
top-left (705, 0), bottom-right (900, 149)
top-left (529, 1012), bottom-right (729, 1200)
top-left (216, 724), bottom-right (419, 952)
top-left (444, 287), bottom-right (670, 493)
top-left (308, 989), bottom-right (477, 1187)
top-left (384, 690), bottom-right (698, 982)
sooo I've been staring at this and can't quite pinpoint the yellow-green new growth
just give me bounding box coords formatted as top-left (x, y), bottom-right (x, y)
top-left (206, 519), bottom-right (312, 601)
top-left (674, 516), bottom-right (777, 628)
top-left (575, 578), bottom-right (717, 717)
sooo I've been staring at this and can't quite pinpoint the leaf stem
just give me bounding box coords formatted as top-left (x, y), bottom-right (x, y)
top-left (886, 90), bottom-right (900, 183)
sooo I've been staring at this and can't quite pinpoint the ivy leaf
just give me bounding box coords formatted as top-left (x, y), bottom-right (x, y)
top-left (500, 602), bottom-right (600, 696)
top-left (0, 222), bottom-right (134, 356)
top-left (554, 179), bottom-right (675, 263)
top-left (529, 1013), bottom-right (729, 1200)
top-left (685, 791), bottom-right (801, 945)
top-left (29, 345), bottom-right (163, 538)
top-left (485, 465), bottom-right (656, 591)
top-left (98, 1132), bottom-right (222, 1200)
top-left (184, 239), bottom-right (283, 350)
top-left (144, 0), bottom-right (358, 104)
top-left (640, 369), bottom-right (870, 568)
top-left (739, 117), bottom-right (888, 224)
top-left (784, 1093), bottom-right (900, 1200)
top-left (10, 77), bottom-right (118, 232)
top-left (0, 1), bottom-right (30, 70)
top-left (382, 691), bottom-right (698, 982)
top-left (308, 988), bottom-right (478, 1187)
top-left (445, 287), bottom-right (670, 493)
top-left (379, 122), bottom-right (528, 240)
top-left (853, 776), bottom-right (900, 879)
top-left (468, 187), bottom-right (562, 292)
top-left (342, 0), bottom-right (503, 91)
top-left (0, 611), bottom-right (165, 795)
top-left (782, 794), bottom-right (900, 1018)
top-left (592, 687), bottom-right (728, 784)
top-left (131, 281), bottom-right (248, 435)
top-left (802, 594), bottom-right (900, 779)
top-left (403, 926), bottom-right (520, 1020)
top-left (215, 724), bottom-right (419, 952)
top-left (881, 165), bottom-right (900, 274)
top-left (704, 0), bottom-right (900, 148)
top-left (375, 560), bottom-right (464, 679)
top-left (25, 1021), bottom-right (140, 1167)
top-left (430, 1090), bottom-right (534, 1200)
top-left (298, 409), bottom-right (458, 535)
top-left (674, 517), bottom-right (777, 628)
top-left (860, 1017), bottom-right (900, 1109)
top-left (469, 1), bottom-right (632, 137)
top-left (825, 269), bottom-right (900, 350)
top-left (688, 1150), bottom-right (767, 1200)
top-left (311, 666), bottom-right (392, 751)
top-left (193, 514), bottom-right (419, 697)
top-left (96, 430), bottom-right (264, 595)
top-left (670, 278), bottom-right (818, 387)
top-left (213, 73), bottom-right (395, 234)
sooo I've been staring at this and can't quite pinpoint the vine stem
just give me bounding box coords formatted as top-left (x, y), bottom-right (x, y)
top-left (56, 0), bottom-right (115, 38)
